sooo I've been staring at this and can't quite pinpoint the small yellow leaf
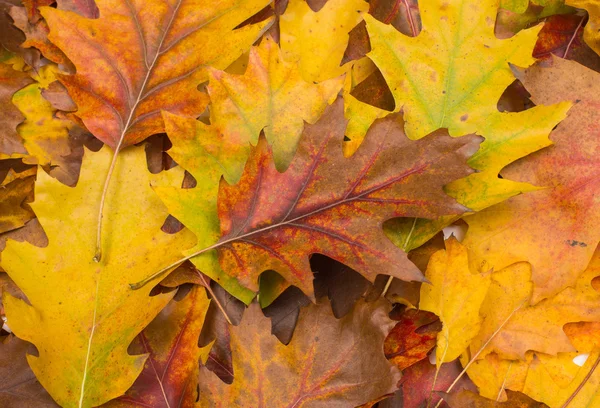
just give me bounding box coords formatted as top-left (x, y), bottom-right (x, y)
top-left (420, 237), bottom-right (491, 366)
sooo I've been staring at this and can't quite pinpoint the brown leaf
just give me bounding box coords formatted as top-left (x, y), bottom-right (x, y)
top-left (0, 64), bottom-right (34, 157)
top-left (0, 176), bottom-right (35, 234)
top-left (440, 389), bottom-right (548, 408)
top-left (213, 99), bottom-right (481, 297)
top-left (0, 335), bottom-right (57, 407)
top-left (198, 298), bottom-right (401, 407)
top-left (262, 285), bottom-right (310, 344)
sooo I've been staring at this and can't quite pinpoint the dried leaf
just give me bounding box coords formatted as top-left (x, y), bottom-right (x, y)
top-left (198, 299), bottom-right (401, 407)
top-left (0, 145), bottom-right (196, 407)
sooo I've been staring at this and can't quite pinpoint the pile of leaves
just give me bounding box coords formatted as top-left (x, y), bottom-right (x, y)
top-left (1, 0), bottom-right (599, 406)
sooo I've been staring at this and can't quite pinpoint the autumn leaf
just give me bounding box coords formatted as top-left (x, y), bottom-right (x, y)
top-left (0, 63), bottom-right (33, 157)
top-left (280, 0), bottom-right (368, 82)
top-left (440, 389), bottom-right (548, 407)
top-left (41, 0), bottom-right (273, 149)
top-left (198, 299), bottom-right (401, 407)
top-left (464, 57), bottom-right (600, 301)
top-left (384, 306), bottom-right (441, 371)
top-left (0, 145), bottom-right (196, 407)
top-left (147, 99), bottom-right (481, 299)
top-left (365, 0), bottom-right (540, 139)
top-left (0, 174), bottom-right (35, 234)
top-left (567, 0), bottom-right (600, 56)
top-left (105, 286), bottom-right (212, 408)
top-left (396, 358), bottom-right (477, 408)
top-left (206, 34), bottom-right (343, 183)
top-left (468, 246), bottom-right (600, 360)
top-left (0, 335), bottom-right (57, 407)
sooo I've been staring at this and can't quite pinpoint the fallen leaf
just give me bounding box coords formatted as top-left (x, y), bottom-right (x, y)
top-left (567, 0), bottom-right (600, 56)
top-left (0, 335), bottom-right (57, 407)
top-left (384, 306), bottom-right (441, 371)
top-left (469, 246), bottom-right (600, 360)
top-left (0, 145), bottom-right (196, 407)
top-left (0, 175), bottom-right (35, 234)
top-left (198, 298), bottom-right (401, 407)
top-left (0, 63), bottom-right (33, 157)
top-left (464, 57), bottom-right (600, 301)
top-left (420, 237), bottom-right (492, 365)
top-left (280, 0), bottom-right (368, 82)
top-left (398, 358), bottom-right (477, 408)
top-left (440, 389), bottom-right (548, 407)
top-left (105, 286), bottom-right (212, 408)
top-left (41, 0), bottom-right (273, 148)
top-left (207, 34), bottom-right (343, 183)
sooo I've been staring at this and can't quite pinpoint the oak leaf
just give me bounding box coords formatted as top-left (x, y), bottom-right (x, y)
top-left (280, 0), bottom-right (369, 83)
top-left (0, 145), bottom-right (196, 407)
top-left (105, 286), bottom-right (212, 408)
top-left (420, 238), bottom-right (491, 365)
top-left (41, 0), bottom-right (273, 148)
top-left (469, 246), bottom-right (600, 360)
top-left (0, 175), bottom-right (35, 234)
top-left (207, 35), bottom-right (343, 183)
top-left (0, 63), bottom-right (33, 157)
top-left (464, 57), bottom-right (600, 301)
top-left (153, 99), bottom-right (481, 299)
top-left (198, 299), bottom-right (401, 407)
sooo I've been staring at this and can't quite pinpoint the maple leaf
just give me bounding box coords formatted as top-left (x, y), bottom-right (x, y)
top-left (464, 57), bottom-right (600, 301)
top-left (0, 335), bottom-right (57, 407)
top-left (384, 306), bottom-right (441, 371)
top-left (0, 145), bottom-right (196, 407)
top-left (146, 99), bottom-right (481, 299)
top-left (440, 389), bottom-right (548, 407)
top-left (206, 35), bottom-right (343, 183)
top-left (280, 0), bottom-right (369, 83)
top-left (41, 0), bottom-right (273, 149)
top-left (420, 238), bottom-right (491, 366)
top-left (105, 286), bottom-right (211, 408)
top-left (567, 0), bottom-right (600, 56)
top-left (198, 299), bottom-right (401, 407)
top-left (0, 63), bottom-right (33, 157)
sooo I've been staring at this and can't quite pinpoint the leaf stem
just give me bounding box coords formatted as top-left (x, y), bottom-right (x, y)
top-left (197, 272), bottom-right (233, 325)
top-left (560, 352), bottom-right (600, 408)
top-left (382, 217), bottom-right (418, 297)
top-left (432, 298), bottom-right (527, 408)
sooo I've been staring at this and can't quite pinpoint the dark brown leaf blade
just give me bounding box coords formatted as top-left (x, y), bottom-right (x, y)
top-left (213, 99), bottom-right (482, 297)
top-left (0, 335), bottom-right (58, 408)
top-left (198, 298), bottom-right (401, 407)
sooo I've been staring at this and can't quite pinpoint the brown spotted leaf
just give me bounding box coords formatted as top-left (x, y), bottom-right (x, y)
top-left (40, 0), bottom-right (273, 148)
top-left (198, 298), bottom-right (401, 407)
top-left (200, 99), bottom-right (481, 297)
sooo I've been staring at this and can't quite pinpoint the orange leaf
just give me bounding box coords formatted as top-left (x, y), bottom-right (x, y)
top-left (40, 0), bottom-right (273, 148)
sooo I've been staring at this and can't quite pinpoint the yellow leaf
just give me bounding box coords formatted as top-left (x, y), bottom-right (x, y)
top-left (463, 353), bottom-right (529, 401)
top-left (420, 237), bottom-right (491, 366)
top-left (343, 93), bottom-right (389, 157)
top-left (208, 35), bottom-right (343, 182)
top-left (469, 247), bottom-right (600, 360)
top-left (0, 145), bottom-right (196, 407)
top-left (365, 0), bottom-right (541, 139)
top-left (280, 0), bottom-right (369, 83)
top-left (567, 0), bottom-right (600, 56)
